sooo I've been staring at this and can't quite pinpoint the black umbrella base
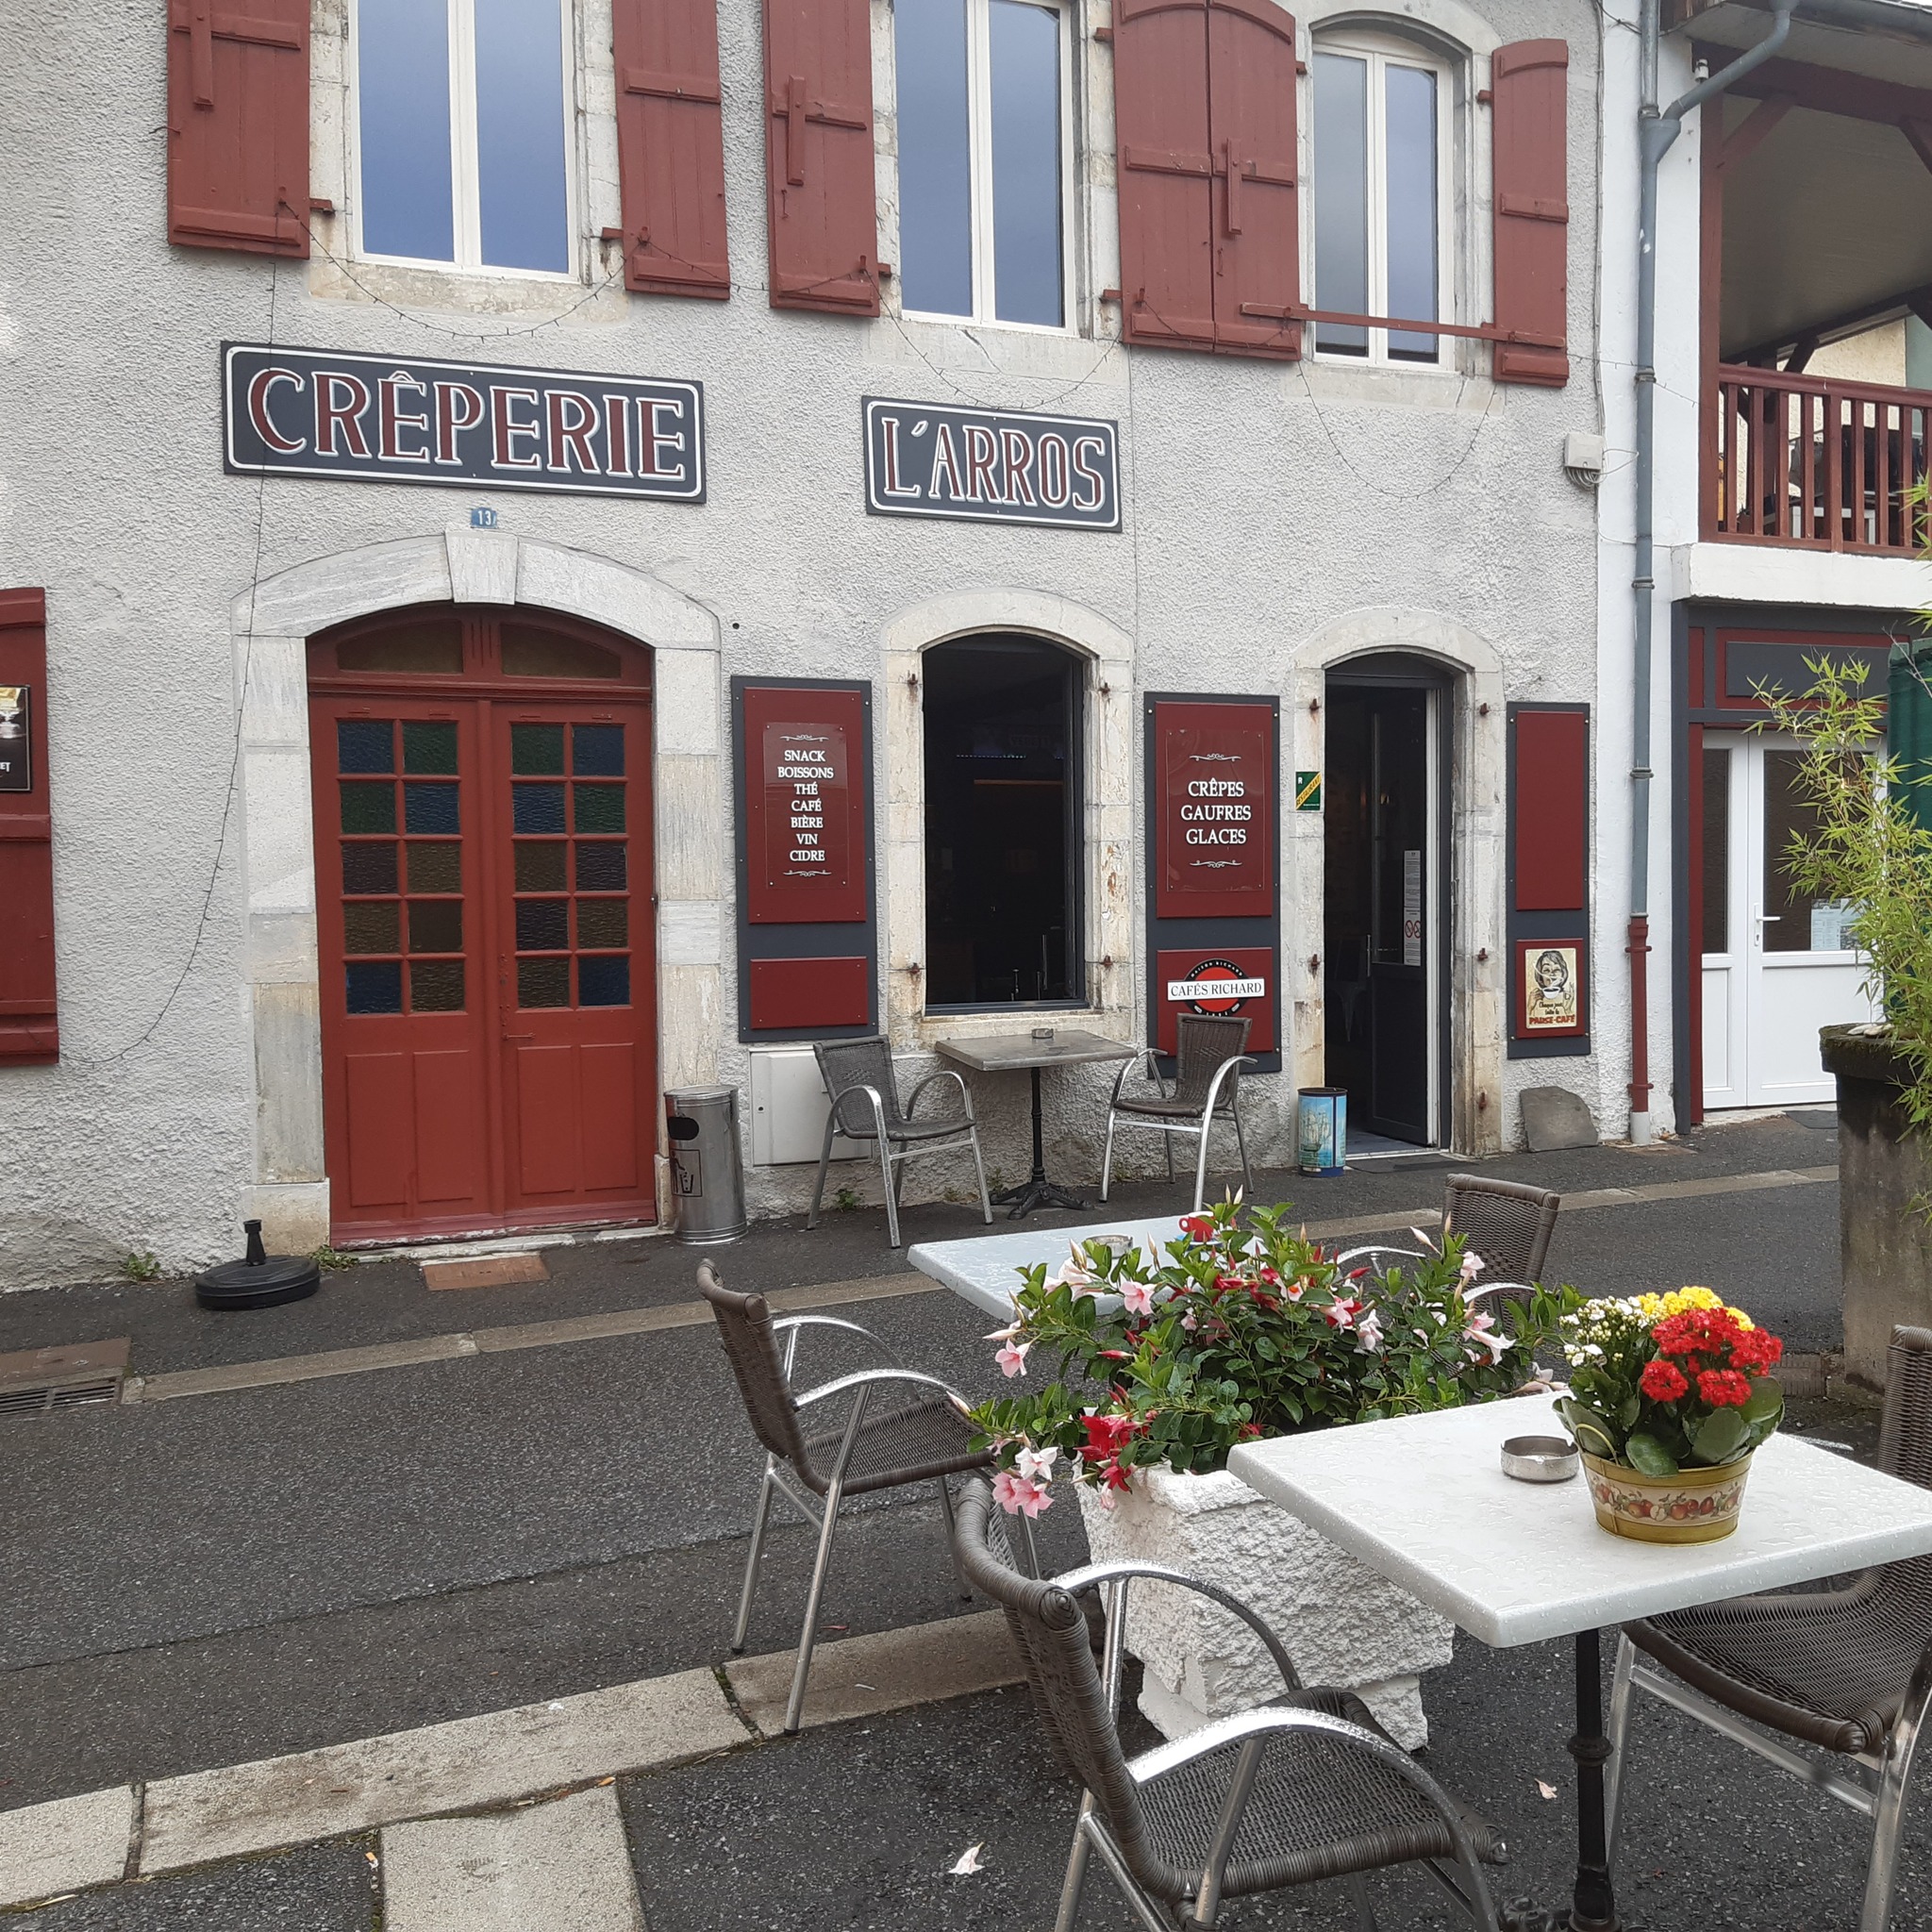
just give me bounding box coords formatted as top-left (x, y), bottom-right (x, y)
top-left (194, 1254), bottom-right (322, 1310)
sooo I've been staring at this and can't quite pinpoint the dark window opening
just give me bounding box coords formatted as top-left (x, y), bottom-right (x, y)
top-left (923, 635), bottom-right (1081, 1007)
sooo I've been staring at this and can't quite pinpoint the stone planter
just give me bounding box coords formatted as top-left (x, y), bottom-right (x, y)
top-left (1076, 1465), bottom-right (1454, 1751)
top-left (1821, 1024), bottom-right (1932, 1391)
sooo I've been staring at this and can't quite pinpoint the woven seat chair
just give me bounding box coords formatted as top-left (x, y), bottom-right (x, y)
top-left (1337, 1174), bottom-right (1561, 1318)
top-left (1606, 1324), bottom-right (1932, 1932)
top-left (699, 1263), bottom-right (992, 1733)
top-left (806, 1036), bottom-right (991, 1249)
top-left (953, 1478), bottom-right (1507, 1931)
top-left (1100, 1013), bottom-right (1257, 1213)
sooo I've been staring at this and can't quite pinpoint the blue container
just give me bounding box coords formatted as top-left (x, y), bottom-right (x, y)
top-left (1297, 1087), bottom-right (1347, 1177)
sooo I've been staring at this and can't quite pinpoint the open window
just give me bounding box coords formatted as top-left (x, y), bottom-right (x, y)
top-left (923, 636), bottom-right (1083, 1008)
top-left (893, 0), bottom-right (1073, 328)
top-left (352, 0), bottom-right (575, 276)
top-left (1310, 28), bottom-right (1451, 364)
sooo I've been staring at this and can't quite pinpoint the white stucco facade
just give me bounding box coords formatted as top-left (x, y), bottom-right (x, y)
top-left (0, 0), bottom-right (1614, 1287)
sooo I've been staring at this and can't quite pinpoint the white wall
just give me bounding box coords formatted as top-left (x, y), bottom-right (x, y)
top-left (0, 0), bottom-right (1606, 1285)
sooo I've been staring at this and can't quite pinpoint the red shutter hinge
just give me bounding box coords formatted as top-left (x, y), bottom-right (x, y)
top-left (1101, 288), bottom-right (1123, 302)
top-left (1296, 58), bottom-right (1308, 74)
top-left (1094, 25), bottom-right (1113, 41)
top-left (601, 226), bottom-right (625, 242)
top-left (877, 261), bottom-right (893, 279)
top-left (1477, 88), bottom-right (1493, 104)
top-left (309, 197), bottom-right (335, 215)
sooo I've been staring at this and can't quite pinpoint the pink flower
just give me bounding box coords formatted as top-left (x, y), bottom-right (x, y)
top-left (1355, 1309), bottom-right (1385, 1354)
top-left (1284, 1276), bottom-right (1307, 1303)
top-left (1458, 1249), bottom-right (1485, 1285)
top-left (1120, 1279), bottom-right (1155, 1318)
top-left (1464, 1311), bottom-right (1508, 1366)
top-left (1180, 1310), bottom-right (1199, 1332)
top-left (991, 1468), bottom-right (1053, 1517)
top-left (1324, 1297), bottom-right (1362, 1334)
top-left (1016, 1444), bottom-right (1058, 1484)
top-left (995, 1340), bottom-right (1032, 1378)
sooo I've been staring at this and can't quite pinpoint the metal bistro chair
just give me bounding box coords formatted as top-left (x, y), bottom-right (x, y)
top-left (1101, 1013), bottom-right (1257, 1213)
top-left (1606, 1324), bottom-right (1932, 1932)
top-left (1338, 1174), bottom-right (1562, 1319)
top-left (698, 1263), bottom-right (991, 1734)
top-left (953, 1477), bottom-right (1507, 1932)
top-left (807, 1036), bottom-right (991, 1250)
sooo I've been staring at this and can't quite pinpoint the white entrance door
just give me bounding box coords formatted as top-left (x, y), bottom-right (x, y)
top-left (1701, 732), bottom-right (1879, 1109)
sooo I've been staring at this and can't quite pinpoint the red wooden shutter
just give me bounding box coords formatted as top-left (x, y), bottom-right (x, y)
top-left (0, 591), bottom-right (58, 1066)
top-left (1513, 708), bottom-right (1588, 910)
top-left (1115, 0), bottom-right (1217, 350)
top-left (1115, 0), bottom-right (1301, 358)
top-left (166, 0), bottom-right (310, 257)
top-left (761, 0), bottom-right (879, 314)
top-left (614, 0), bottom-right (731, 299)
top-left (1491, 40), bottom-right (1570, 386)
top-left (1207, 0), bottom-right (1301, 358)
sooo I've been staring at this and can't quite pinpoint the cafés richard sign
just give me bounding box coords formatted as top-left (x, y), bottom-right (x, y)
top-left (223, 344), bottom-right (704, 500)
top-left (862, 397), bottom-right (1120, 531)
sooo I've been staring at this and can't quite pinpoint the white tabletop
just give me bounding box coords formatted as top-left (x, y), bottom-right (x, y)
top-left (1227, 1396), bottom-right (1932, 1648)
top-left (908, 1215), bottom-right (1190, 1318)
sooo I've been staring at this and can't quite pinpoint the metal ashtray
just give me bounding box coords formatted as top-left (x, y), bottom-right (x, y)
top-left (1031, 1025), bottom-right (1056, 1041)
top-left (1501, 1435), bottom-right (1580, 1484)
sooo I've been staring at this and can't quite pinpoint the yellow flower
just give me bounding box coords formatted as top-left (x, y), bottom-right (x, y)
top-left (1635, 1286), bottom-right (1757, 1328)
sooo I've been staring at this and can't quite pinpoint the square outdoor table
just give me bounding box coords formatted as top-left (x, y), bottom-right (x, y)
top-left (1230, 1399), bottom-right (1932, 1932)
top-left (932, 1030), bottom-right (1137, 1219)
top-left (908, 1212), bottom-right (1190, 1316)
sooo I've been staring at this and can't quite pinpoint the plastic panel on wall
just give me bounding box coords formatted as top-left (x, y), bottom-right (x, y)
top-left (0, 589), bottom-right (58, 1064)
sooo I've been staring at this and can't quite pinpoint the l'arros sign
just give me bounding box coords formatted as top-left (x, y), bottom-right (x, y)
top-left (223, 344), bottom-right (705, 501)
top-left (862, 397), bottom-right (1120, 530)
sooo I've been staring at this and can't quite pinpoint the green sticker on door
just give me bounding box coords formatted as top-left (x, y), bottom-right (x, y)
top-left (1294, 770), bottom-right (1322, 810)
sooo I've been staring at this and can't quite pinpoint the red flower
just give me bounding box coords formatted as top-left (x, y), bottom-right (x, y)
top-left (1640, 1358), bottom-right (1690, 1403)
top-left (1080, 1413), bottom-right (1137, 1466)
top-left (1730, 1327), bottom-right (1784, 1373)
top-left (1102, 1458), bottom-right (1133, 1491)
top-left (1697, 1369), bottom-right (1754, 1408)
top-left (1180, 1215), bottom-right (1215, 1241)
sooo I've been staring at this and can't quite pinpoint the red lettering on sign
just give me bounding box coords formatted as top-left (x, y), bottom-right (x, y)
top-left (314, 372), bottom-right (373, 458)
top-left (377, 372), bottom-right (430, 463)
top-left (1000, 428), bottom-right (1038, 507)
top-left (545, 390), bottom-right (599, 474)
top-left (247, 366), bottom-right (306, 453)
top-left (491, 387), bottom-right (542, 469)
top-left (963, 424), bottom-right (999, 504)
top-left (433, 381), bottom-right (486, 464)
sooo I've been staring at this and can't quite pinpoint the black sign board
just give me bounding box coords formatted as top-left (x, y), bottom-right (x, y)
top-left (0, 685), bottom-right (29, 793)
top-left (223, 343), bottom-right (705, 501)
top-left (862, 397), bottom-right (1119, 530)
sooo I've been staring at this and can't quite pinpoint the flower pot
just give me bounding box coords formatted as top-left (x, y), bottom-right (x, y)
top-left (1076, 1467), bottom-right (1453, 1750)
top-left (1579, 1450), bottom-right (1754, 1543)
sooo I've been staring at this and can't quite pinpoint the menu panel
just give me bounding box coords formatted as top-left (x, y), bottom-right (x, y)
top-left (741, 684), bottom-right (867, 925)
top-left (1154, 700), bottom-right (1274, 919)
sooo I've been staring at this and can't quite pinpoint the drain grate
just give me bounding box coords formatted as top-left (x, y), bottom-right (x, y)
top-left (0, 1338), bottom-right (131, 1416)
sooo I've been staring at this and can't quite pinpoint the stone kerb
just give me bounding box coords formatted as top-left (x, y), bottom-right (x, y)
top-left (1077, 1465), bottom-right (1454, 1750)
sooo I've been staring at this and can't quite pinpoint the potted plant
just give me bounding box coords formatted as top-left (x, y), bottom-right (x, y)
top-left (968, 1197), bottom-right (1568, 1747)
top-left (1555, 1288), bottom-right (1785, 1542)
top-left (1761, 656), bottom-right (1932, 1390)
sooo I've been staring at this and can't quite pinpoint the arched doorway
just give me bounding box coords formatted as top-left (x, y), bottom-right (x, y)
top-left (308, 605), bottom-right (657, 1241)
top-left (1322, 652), bottom-right (1454, 1148)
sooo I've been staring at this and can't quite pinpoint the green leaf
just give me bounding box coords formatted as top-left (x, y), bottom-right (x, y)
top-left (1690, 1406), bottom-right (1749, 1467)
top-left (1617, 1392), bottom-right (1641, 1430)
top-left (1556, 1398), bottom-right (1620, 1459)
top-left (1624, 1431), bottom-right (1681, 1477)
top-left (1742, 1375), bottom-right (1784, 1425)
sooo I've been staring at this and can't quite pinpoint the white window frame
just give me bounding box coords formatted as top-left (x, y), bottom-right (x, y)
top-left (1307, 27), bottom-right (1454, 368)
top-left (896, 0), bottom-right (1077, 334)
top-left (348, 0), bottom-right (579, 282)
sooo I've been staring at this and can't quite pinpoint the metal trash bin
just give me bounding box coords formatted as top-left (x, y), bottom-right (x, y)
top-left (665, 1085), bottom-right (748, 1245)
top-left (1297, 1087), bottom-right (1347, 1177)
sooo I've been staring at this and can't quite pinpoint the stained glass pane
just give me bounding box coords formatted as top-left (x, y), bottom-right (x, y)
top-left (577, 955), bottom-right (630, 1007)
top-left (337, 719), bottom-right (393, 774)
top-left (512, 783), bottom-right (566, 833)
top-left (501, 625), bottom-right (622, 678)
top-left (404, 781), bottom-right (460, 834)
top-left (573, 723), bottom-right (625, 776)
top-left (575, 842), bottom-right (626, 891)
top-left (407, 841), bottom-right (461, 893)
top-left (511, 723), bottom-right (566, 774)
top-left (408, 899), bottom-right (463, 954)
top-left (518, 957), bottom-right (570, 1008)
top-left (516, 899), bottom-right (569, 951)
top-left (515, 841), bottom-right (568, 891)
top-left (576, 899), bottom-right (628, 949)
top-left (335, 621), bottom-right (462, 675)
top-left (343, 902), bottom-right (401, 955)
top-left (346, 960), bottom-right (404, 1013)
top-left (403, 721), bottom-right (458, 774)
top-left (341, 782), bottom-right (396, 834)
top-left (410, 959), bottom-right (466, 1011)
top-left (341, 842), bottom-right (399, 894)
top-left (574, 783), bottom-right (625, 832)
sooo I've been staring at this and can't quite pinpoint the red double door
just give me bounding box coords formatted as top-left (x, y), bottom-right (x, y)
top-left (311, 687), bottom-right (657, 1241)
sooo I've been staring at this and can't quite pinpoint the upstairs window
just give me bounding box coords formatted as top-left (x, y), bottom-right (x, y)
top-left (894, 0), bottom-right (1071, 328)
top-left (355, 0), bottom-right (574, 276)
top-left (1312, 32), bottom-right (1448, 364)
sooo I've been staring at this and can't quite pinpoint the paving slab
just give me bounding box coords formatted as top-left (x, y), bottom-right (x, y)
top-left (6, 1840), bottom-right (377, 1931)
top-left (381, 1785), bottom-right (642, 1932)
top-left (0, 1784), bottom-right (132, 1907)
top-left (725, 1609), bottom-right (1024, 1736)
top-left (140, 1669), bottom-right (746, 1874)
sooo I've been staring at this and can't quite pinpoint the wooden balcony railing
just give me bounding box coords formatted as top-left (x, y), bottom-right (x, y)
top-left (1707, 362), bottom-right (1932, 556)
